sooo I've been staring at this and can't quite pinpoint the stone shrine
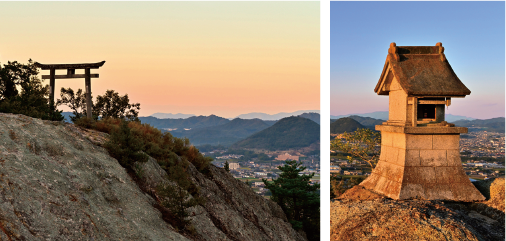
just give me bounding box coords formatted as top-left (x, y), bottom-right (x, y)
top-left (359, 43), bottom-right (485, 201)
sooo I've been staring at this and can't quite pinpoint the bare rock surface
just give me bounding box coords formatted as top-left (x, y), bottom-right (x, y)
top-left (331, 179), bottom-right (505, 241)
top-left (186, 164), bottom-right (306, 241)
top-left (0, 113), bottom-right (304, 241)
top-left (0, 113), bottom-right (189, 240)
top-left (134, 148), bottom-right (306, 241)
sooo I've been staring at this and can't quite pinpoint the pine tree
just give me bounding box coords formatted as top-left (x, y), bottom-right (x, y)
top-left (263, 160), bottom-right (320, 240)
top-left (224, 160), bottom-right (230, 172)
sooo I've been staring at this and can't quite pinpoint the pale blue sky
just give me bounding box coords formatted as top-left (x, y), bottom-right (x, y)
top-left (331, 1), bottom-right (505, 119)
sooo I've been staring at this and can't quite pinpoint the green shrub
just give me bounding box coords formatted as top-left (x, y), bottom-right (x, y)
top-left (104, 120), bottom-right (148, 168)
top-left (74, 117), bottom-right (95, 129)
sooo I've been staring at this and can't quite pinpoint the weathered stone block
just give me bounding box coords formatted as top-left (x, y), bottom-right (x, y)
top-left (418, 167), bottom-right (436, 184)
top-left (445, 166), bottom-right (458, 183)
top-left (373, 160), bottom-right (387, 175)
top-left (454, 167), bottom-right (471, 183)
top-left (375, 176), bottom-right (391, 195)
top-left (381, 132), bottom-right (394, 147)
top-left (450, 183), bottom-right (486, 201)
top-left (402, 166), bottom-right (421, 184)
top-left (391, 132), bottom-right (406, 149)
top-left (384, 180), bottom-right (402, 199)
top-left (395, 148), bottom-right (407, 166)
top-left (406, 134), bottom-right (432, 150)
top-left (386, 146), bottom-right (399, 165)
top-left (434, 167), bottom-right (452, 184)
top-left (420, 150), bottom-right (447, 166)
top-left (405, 149), bottom-right (420, 166)
top-left (380, 145), bottom-right (391, 163)
top-left (425, 184), bottom-right (453, 200)
top-left (447, 149), bottom-right (462, 166)
top-left (398, 183), bottom-right (425, 199)
top-left (360, 173), bottom-right (380, 190)
top-left (433, 134), bottom-right (459, 150)
top-left (374, 161), bottom-right (403, 183)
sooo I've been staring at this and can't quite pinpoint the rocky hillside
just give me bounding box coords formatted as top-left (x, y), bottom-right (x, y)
top-left (0, 113), bottom-right (305, 241)
top-left (331, 179), bottom-right (505, 241)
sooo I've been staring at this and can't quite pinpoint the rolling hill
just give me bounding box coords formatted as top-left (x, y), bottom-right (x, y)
top-left (171, 118), bottom-right (270, 146)
top-left (346, 115), bottom-right (384, 129)
top-left (330, 117), bottom-right (367, 134)
top-left (298, 112), bottom-right (320, 124)
top-left (231, 116), bottom-right (320, 151)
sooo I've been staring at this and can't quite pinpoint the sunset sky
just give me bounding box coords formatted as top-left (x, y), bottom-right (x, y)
top-left (331, 1), bottom-right (505, 119)
top-left (0, 2), bottom-right (320, 118)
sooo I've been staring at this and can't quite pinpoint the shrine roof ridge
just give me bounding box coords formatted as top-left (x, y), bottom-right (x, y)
top-left (374, 42), bottom-right (471, 97)
top-left (34, 61), bottom-right (105, 70)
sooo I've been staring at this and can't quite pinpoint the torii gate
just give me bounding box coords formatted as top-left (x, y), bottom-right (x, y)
top-left (34, 61), bottom-right (105, 119)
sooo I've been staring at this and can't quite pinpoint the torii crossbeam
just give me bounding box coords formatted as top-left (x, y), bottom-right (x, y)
top-left (34, 61), bottom-right (105, 119)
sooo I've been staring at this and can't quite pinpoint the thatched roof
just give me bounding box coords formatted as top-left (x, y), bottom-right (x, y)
top-left (375, 43), bottom-right (470, 97)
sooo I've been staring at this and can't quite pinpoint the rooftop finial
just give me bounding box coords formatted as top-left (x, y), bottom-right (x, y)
top-left (388, 42), bottom-right (399, 61)
top-left (436, 42), bottom-right (446, 61)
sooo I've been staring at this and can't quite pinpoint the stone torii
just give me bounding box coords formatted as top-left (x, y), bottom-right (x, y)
top-left (34, 61), bottom-right (105, 119)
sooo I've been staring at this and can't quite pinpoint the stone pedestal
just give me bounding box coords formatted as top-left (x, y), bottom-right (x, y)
top-left (360, 125), bottom-right (485, 201)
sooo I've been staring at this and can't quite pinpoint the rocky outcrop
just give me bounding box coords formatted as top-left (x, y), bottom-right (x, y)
top-left (0, 113), bottom-right (188, 240)
top-left (331, 179), bottom-right (505, 241)
top-left (134, 143), bottom-right (305, 241)
top-left (0, 113), bottom-right (304, 240)
top-left (187, 164), bottom-right (304, 241)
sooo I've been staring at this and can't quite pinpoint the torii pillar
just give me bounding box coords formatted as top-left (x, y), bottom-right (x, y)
top-left (34, 61), bottom-right (105, 119)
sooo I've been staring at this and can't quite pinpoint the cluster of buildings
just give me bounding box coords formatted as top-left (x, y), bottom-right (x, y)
top-left (459, 131), bottom-right (505, 158)
top-left (215, 154), bottom-right (244, 160)
top-left (212, 156), bottom-right (320, 196)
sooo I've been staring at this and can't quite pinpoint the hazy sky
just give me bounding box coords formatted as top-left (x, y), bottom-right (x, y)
top-left (0, 2), bottom-right (320, 118)
top-left (330, 1), bottom-right (505, 119)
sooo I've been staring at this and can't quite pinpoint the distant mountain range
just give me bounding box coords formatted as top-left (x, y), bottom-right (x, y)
top-left (231, 116), bottom-right (320, 151)
top-left (331, 111), bottom-right (476, 122)
top-left (62, 111), bottom-right (319, 147)
top-left (138, 115), bottom-right (229, 130)
top-left (453, 117), bottom-right (505, 133)
top-left (235, 110), bottom-right (320, 120)
top-left (149, 113), bottom-right (196, 119)
top-left (169, 118), bottom-right (270, 146)
top-left (330, 115), bottom-right (504, 134)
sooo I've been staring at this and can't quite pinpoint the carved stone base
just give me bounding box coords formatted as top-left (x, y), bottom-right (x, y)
top-left (359, 125), bottom-right (485, 201)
